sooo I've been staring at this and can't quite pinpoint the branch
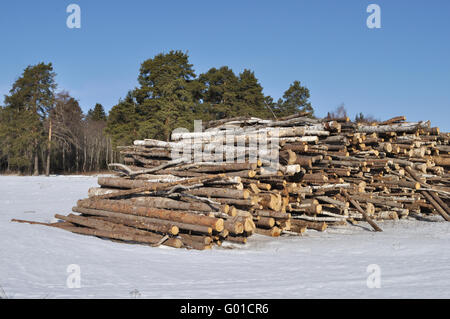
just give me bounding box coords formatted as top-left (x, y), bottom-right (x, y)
top-left (108, 158), bottom-right (188, 177)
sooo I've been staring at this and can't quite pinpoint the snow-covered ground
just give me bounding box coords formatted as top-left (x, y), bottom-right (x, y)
top-left (0, 175), bottom-right (449, 299)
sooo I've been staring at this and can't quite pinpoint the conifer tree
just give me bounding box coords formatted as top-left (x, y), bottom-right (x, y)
top-left (236, 69), bottom-right (272, 119)
top-left (134, 50), bottom-right (198, 141)
top-left (2, 62), bottom-right (56, 174)
top-left (106, 92), bottom-right (140, 147)
top-left (87, 103), bottom-right (107, 122)
top-left (275, 81), bottom-right (313, 117)
top-left (198, 66), bottom-right (240, 120)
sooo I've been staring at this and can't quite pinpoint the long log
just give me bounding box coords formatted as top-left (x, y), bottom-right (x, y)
top-left (130, 197), bottom-right (217, 212)
top-left (404, 166), bottom-right (450, 221)
top-left (184, 187), bottom-right (250, 200)
top-left (184, 162), bottom-right (258, 173)
top-left (109, 158), bottom-right (188, 177)
top-left (72, 206), bottom-right (211, 234)
top-left (58, 225), bottom-right (182, 248)
top-left (77, 199), bottom-right (224, 231)
top-left (253, 210), bottom-right (291, 219)
top-left (178, 233), bottom-right (213, 245)
top-left (88, 215), bottom-right (180, 236)
top-left (212, 197), bottom-right (258, 207)
top-left (342, 190), bottom-right (382, 232)
top-left (357, 121), bottom-right (430, 133)
top-left (225, 235), bottom-right (248, 244)
top-left (11, 219), bottom-right (75, 229)
top-left (134, 139), bottom-right (178, 148)
top-left (255, 226), bottom-right (282, 237)
top-left (55, 213), bottom-right (149, 234)
top-left (290, 219), bottom-right (327, 232)
top-left (92, 174), bottom-right (223, 200)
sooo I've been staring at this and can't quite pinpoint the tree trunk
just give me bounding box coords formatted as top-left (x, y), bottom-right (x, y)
top-left (96, 138), bottom-right (101, 171)
top-left (62, 146), bottom-right (66, 172)
top-left (105, 138), bottom-right (109, 167)
top-left (45, 119), bottom-right (52, 176)
top-left (90, 144), bottom-right (94, 171)
top-left (33, 143), bottom-right (39, 176)
top-left (83, 135), bottom-right (87, 172)
top-left (76, 148), bottom-right (79, 173)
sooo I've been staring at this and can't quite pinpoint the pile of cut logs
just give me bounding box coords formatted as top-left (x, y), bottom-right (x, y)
top-left (14, 113), bottom-right (450, 250)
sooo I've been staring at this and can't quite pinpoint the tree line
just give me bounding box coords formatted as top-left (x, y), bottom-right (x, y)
top-left (0, 50), bottom-right (314, 175)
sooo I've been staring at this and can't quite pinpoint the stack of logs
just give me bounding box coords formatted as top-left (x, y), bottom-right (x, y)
top-left (14, 113), bottom-right (450, 250)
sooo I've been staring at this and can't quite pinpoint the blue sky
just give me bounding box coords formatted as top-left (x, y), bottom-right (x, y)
top-left (1, 0), bottom-right (449, 130)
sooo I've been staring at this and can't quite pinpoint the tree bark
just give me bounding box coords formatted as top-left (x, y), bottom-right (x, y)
top-left (342, 190), bottom-right (382, 232)
top-left (77, 199), bottom-right (224, 231)
top-left (33, 141), bottom-right (39, 176)
top-left (46, 119), bottom-right (52, 176)
top-left (73, 206), bottom-right (212, 234)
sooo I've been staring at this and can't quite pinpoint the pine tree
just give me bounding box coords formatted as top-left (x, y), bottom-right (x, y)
top-left (236, 69), bottom-right (272, 119)
top-left (275, 81), bottom-right (314, 117)
top-left (198, 66), bottom-right (240, 120)
top-left (0, 106), bottom-right (37, 172)
top-left (198, 67), bottom-right (275, 120)
top-left (2, 62), bottom-right (56, 175)
top-left (134, 50), bottom-right (198, 141)
top-left (106, 92), bottom-right (140, 147)
top-left (87, 103), bottom-right (107, 122)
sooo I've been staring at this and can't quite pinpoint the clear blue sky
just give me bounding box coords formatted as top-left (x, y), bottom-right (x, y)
top-left (1, 0), bottom-right (449, 130)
